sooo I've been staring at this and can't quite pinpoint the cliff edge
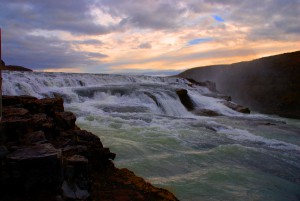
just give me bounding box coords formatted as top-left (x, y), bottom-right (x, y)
top-left (0, 96), bottom-right (178, 201)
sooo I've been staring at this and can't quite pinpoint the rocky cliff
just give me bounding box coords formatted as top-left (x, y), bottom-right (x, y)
top-left (0, 96), bottom-right (178, 201)
top-left (178, 51), bottom-right (300, 119)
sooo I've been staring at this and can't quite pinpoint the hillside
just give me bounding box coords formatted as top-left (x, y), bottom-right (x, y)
top-left (178, 51), bottom-right (300, 119)
top-left (0, 60), bottom-right (32, 71)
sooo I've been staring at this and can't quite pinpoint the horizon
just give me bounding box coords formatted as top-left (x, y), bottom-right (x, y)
top-left (0, 0), bottom-right (300, 74)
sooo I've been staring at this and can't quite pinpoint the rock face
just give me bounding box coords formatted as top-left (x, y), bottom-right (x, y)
top-left (176, 89), bottom-right (194, 111)
top-left (179, 51), bottom-right (300, 119)
top-left (0, 96), bottom-right (178, 201)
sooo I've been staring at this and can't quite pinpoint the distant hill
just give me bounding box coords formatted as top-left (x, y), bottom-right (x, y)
top-left (0, 60), bottom-right (32, 71)
top-left (178, 51), bottom-right (300, 119)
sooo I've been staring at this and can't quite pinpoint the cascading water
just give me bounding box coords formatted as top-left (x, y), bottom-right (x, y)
top-left (3, 71), bottom-right (300, 201)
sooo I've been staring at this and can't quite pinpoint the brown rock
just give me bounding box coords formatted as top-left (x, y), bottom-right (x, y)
top-left (2, 96), bottom-right (38, 107)
top-left (54, 111), bottom-right (76, 130)
top-left (3, 107), bottom-right (29, 118)
top-left (223, 101), bottom-right (250, 114)
top-left (194, 108), bottom-right (221, 116)
top-left (0, 96), bottom-right (179, 201)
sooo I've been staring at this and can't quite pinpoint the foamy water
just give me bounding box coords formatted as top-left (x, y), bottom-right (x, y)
top-left (3, 71), bottom-right (300, 201)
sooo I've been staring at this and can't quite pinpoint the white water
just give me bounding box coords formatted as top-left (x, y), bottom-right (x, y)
top-left (3, 71), bottom-right (300, 201)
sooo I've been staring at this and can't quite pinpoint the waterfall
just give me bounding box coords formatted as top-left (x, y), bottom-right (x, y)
top-left (2, 71), bottom-right (221, 117)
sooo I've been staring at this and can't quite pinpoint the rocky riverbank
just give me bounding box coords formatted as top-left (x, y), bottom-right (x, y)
top-left (0, 96), bottom-right (178, 201)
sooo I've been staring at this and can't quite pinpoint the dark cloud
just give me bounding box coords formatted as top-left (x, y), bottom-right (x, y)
top-left (2, 32), bottom-right (107, 70)
top-left (0, 0), bottom-right (113, 35)
top-left (86, 52), bottom-right (108, 58)
top-left (76, 39), bottom-right (103, 45)
top-left (98, 0), bottom-right (187, 30)
top-left (138, 42), bottom-right (152, 49)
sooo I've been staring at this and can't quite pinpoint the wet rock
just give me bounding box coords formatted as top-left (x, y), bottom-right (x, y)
top-left (193, 108), bottom-right (221, 116)
top-left (204, 93), bottom-right (232, 101)
top-left (223, 101), bottom-right (250, 114)
top-left (176, 89), bottom-right (194, 111)
top-left (0, 96), bottom-right (179, 201)
top-left (62, 180), bottom-right (90, 200)
top-left (187, 78), bottom-right (218, 92)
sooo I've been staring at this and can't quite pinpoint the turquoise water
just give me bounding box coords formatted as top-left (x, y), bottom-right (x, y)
top-left (74, 112), bottom-right (300, 201)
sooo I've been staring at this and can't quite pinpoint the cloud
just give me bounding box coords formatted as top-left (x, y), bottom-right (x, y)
top-left (98, 0), bottom-right (188, 30)
top-left (138, 42), bottom-right (152, 49)
top-left (0, 0), bottom-right (299, 73)
top-left (1, 0), bottom-right (114, 35)
top-left (2, 32), bottom-right (107, 70)
top-left (75, 39), bottom-right (103, 45)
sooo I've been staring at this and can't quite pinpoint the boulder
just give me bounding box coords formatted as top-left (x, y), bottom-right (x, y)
top-left (62, 180), bottom-right (90, 200)
top-left (54, 111), bottom-right (76, 130)
top-left (223, 101), bottom-right (250, 114)
top-left (193, 108), bottom-right (221, 117)
top-left (5, 143), bottom-right (62, 189)
top-left (176, 89), bottom-right (194, 111)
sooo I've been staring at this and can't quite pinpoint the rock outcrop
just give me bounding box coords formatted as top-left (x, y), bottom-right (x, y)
top-left (0, 59), bottom-right (32, 71)
top-left (175, 79), bottom-right (250, 116)
top-left (176, 89), bottom-right (194, 111)
top-left (0, 96), bottom-right (178, 201)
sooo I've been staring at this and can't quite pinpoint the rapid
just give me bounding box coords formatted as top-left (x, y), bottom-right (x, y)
top-left (3, 71), bottom-right (300, 201)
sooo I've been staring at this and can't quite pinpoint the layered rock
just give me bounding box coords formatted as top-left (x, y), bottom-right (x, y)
top-left (0, 96), bottom-right (178, 201)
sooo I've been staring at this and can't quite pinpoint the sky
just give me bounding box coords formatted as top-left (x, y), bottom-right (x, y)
top-left (0, 0), bottom-right (300, 75)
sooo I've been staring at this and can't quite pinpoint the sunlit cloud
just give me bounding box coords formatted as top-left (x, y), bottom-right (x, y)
top-left (0, 0), bottom-right (299, 74)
